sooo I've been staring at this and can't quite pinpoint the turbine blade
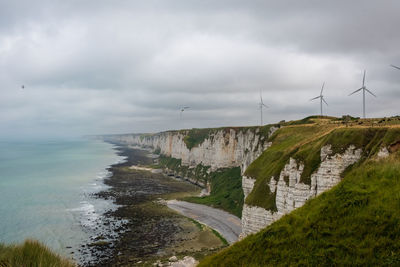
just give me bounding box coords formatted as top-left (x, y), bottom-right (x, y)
top-left (310, 96), bottom-right (320, 101)
top-left (262, 103), bottom-right (268, 108)
top-left (391, 64), bottom-right (400, 70)
top-left (362, 70), bottom-right (366, 87)
top-left (348, 88), bottom-right (363, 96)
top-left (320, 82), bottom-right (325, 95)
top-left (365, 88), bottom-right (377, 97)
top-left (322, 97), bottom-right (328, 106)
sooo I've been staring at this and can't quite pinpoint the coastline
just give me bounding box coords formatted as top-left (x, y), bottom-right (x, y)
top-left (84, 144), bottom-right (227, 266)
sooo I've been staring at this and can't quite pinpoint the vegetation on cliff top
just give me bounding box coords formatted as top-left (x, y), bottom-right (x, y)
top-left (245, 124), bottom-right (400, 210)
top-left (0, 240), bottom-right (75, 267)
top-left (200, 151), bottom-right (400, 266)
top-left (182, 124), bottom-right (278, 150)
top-left (158, 155), bottom-right (210, 184)
top-left (183, 167), bottom-right (244, 218)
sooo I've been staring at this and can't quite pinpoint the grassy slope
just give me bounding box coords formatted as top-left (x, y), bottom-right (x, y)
top-left (158, 156), bottom-right (243, 217)
top-left (183, 167), bottom-right (244, 218)
top-left (245, 124), bottom-right (400, 210)
top-left (0, 240), bottom-right (75, 267)
top-left (244, 124), bottom-right (336, 210)
top-left (199, 151), bottom-right (400, 266)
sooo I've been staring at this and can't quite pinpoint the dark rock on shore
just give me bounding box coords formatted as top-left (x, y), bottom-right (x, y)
top-left (82, 145), bottom-right (200, 266)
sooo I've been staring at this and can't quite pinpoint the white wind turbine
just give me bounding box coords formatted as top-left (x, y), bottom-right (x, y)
top-left (310, 82), bottom-right (328, 116)
top-left (348, 70), bottom-right (376, 119)
top-left (180, 106), bottom-right (190, 119)
top-left (259, 89), bottom-right (268, 126)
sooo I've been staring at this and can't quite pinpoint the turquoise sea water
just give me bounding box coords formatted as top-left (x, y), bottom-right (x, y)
top-left (0, 138), bottom-right (124, 259)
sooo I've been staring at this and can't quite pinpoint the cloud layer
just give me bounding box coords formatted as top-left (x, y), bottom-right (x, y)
top-left (1, 0), bottom-right (400, 138)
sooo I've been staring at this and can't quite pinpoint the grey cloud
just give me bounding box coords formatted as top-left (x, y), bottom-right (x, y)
top-left (1, 0), bottom-right (400, 139)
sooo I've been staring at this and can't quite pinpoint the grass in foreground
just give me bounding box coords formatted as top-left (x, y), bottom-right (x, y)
top-left (199, 152), bottom-right (400, 266)
top-left (183, 167), bottom-right (244, 218)
top-left (0, 240), bottom-right (74, 267)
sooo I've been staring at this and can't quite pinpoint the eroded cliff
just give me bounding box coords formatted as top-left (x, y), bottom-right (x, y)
top-left (104, 126), bottom-right (278, 173)
top-left (240, 124), bottom-right (400, 238)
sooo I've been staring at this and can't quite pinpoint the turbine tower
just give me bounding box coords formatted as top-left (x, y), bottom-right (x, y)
top-left (259, 89), bottom-right (268, 126)
top-left (390, 64), bottom-right (400, 70)
top-left (310, 82), bottom-right (328, 116)
top-left (348, 70), bottom-right (376, 119)
top-left (180, 106), bottom-right (190, 119)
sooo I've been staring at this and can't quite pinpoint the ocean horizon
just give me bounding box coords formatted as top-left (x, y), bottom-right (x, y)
top-left (0, 138), bottom-right (125, 260)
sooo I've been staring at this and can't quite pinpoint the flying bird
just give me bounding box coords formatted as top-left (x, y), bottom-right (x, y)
top-left (21, 85), bottom-right (24, 89)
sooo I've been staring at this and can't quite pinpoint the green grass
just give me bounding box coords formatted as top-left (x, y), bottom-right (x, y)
top-left (211, 229), bottom-right (229, 246)
top-left (183, 167), bottom-right (244, 218)
top-left (0, 240), bottom-right (75, 267)
top-left (158, 155), bottom-right (209, 185)
top-left (245, 125), bottom-right (400, 210)
top-left (188, 218), bottom-right (204, 230)
top-left (199, 152), bottom-right (400, 266)
top-left (244, 124), bottom-right (332, 209)
top-left (282, 115), bottom-right (337, 126)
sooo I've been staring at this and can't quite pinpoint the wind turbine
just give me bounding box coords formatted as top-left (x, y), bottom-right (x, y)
top-left (310, 82), bottom-right (328, 116)
top-left (259, 89), bottom-right (268, 126)
top-left (390, 64), bottom-right (400, 70)
top-left (180, 106), bottom-right (190, 119)
top-left (348, 70), bottom-right (376, 119)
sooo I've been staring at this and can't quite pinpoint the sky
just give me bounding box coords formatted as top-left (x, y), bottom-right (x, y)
top-left (1, 0), bottom-right (400, 139)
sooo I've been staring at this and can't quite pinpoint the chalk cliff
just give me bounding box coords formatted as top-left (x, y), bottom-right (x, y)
top-left (240, 145), bottom-right (362, 237)
top-left (104, 126), bottom-right (278, 173)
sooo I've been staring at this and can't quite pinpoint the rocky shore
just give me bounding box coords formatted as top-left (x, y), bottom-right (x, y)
top-left (81, 145), bottom-right (225, 266)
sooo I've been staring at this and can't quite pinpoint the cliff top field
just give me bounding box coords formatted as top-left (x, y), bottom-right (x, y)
top-left (199, 117), bottom-right (400, 266)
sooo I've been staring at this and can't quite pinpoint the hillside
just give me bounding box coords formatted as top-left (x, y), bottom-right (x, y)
top-left (199, 117), bottom-right (400, 266)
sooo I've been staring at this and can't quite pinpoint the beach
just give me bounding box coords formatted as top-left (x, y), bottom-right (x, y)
top-left (84, 145), bottom-right (227, 266)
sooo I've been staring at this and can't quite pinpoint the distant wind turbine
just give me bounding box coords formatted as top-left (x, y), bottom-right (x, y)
top-left (390, 64), bottom-right (400, 70)
top-left (259, 89), bottom-right (268, 126)
top-left (348, 70), bottom-right (376, 119)
top-left (310, 82), bottom-right (328, 116)
top-left (180, 106), bottom-right (190, 119)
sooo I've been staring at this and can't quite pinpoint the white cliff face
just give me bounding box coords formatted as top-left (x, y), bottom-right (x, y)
top-left (241, 145), bottom-right (362, 237)
top-left (106, 127), bottom-right (277, 172)
top-left (242, 176), bottom-right (256, 199)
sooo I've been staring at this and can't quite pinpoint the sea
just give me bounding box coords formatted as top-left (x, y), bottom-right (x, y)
top-left (0, 138), bottom-right (125, 260)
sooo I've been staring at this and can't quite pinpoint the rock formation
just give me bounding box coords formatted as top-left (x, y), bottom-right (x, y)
top-left (104, 126), bottom-right (278, 173)
top-left (240, 145), bottom-right (362, 237)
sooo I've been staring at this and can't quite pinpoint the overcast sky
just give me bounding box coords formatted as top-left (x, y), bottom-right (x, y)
top-left (1, 0), bottom-right (400, 139)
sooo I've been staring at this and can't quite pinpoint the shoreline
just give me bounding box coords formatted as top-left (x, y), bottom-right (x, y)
top-left (84, 143), bottom-right (227, 266)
